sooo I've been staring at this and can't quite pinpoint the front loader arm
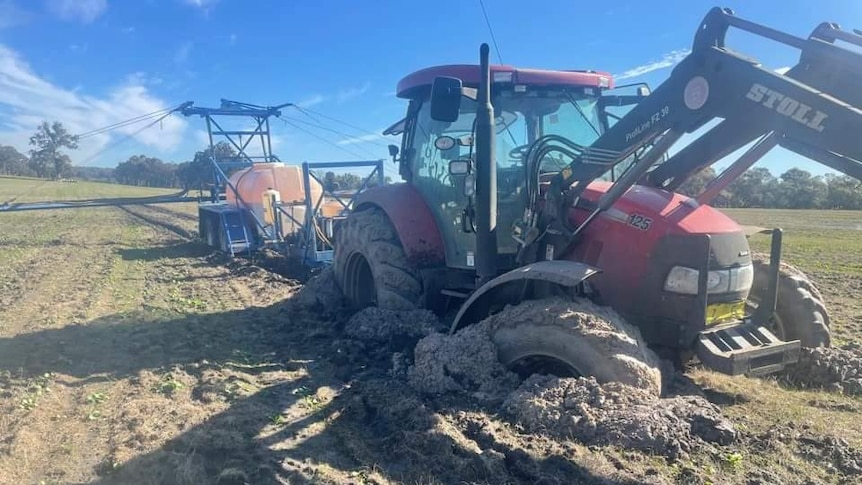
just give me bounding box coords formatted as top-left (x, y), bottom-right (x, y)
top-left (540, 7), bottom-right (862, 237)
top-left (650, 17), bottom-right (862, 189)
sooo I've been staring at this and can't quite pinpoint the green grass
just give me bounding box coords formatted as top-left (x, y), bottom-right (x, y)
top-left (723, 208), bottom-right (862, 275)
top-left (0, 176), bottom-right (177, 203)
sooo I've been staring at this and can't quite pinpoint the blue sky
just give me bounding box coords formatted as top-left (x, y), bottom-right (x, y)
top-left (0, 0), bottom-right (859, 180)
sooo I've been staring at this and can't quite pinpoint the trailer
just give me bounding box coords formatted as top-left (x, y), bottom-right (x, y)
top-left (0, 98), bottom-right (388, 273)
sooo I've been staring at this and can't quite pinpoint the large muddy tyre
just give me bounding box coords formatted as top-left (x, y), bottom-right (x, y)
top-left (485, 297), bottom-right (664, 396)
top-left (749, 253), bottom-right (831, 348)
top-left (334, 206), bottom-right (422, 310)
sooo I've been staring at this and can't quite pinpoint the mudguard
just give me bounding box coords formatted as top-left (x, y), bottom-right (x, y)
top-left (449, 260), bottom-right (601, 333)
top-left (352, 183), bottom-right (446, 268)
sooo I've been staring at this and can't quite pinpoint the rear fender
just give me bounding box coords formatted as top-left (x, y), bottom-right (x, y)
top-left (352, 183), bottom-right (445, 268)
top-left (449, 260), bottom-right (601, 333)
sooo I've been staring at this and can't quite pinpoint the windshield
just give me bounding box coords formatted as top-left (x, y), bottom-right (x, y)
top-left (407, 88), bottom-right (603, 182)
top-left (402, 87), bottom-right (605, 267)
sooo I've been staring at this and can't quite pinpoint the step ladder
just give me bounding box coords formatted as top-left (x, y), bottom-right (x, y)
top-left (220, 210), bottom-right (251, 256)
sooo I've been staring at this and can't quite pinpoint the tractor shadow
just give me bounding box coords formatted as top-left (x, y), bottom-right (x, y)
top-left (3, 189), bottom-right (665, 483)
top-left (116, 240), bottom-right (212, 262)
top-left (0, 288), bottom-right (630, 485)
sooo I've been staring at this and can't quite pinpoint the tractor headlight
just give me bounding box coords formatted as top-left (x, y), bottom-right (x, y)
top-left (663, 264), bottom-right (753, 295)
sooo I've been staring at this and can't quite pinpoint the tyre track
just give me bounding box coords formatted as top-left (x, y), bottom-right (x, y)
top-left (117, 205), bottom-right (197, 240)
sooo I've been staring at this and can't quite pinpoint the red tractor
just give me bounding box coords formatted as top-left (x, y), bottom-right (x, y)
top-left (333, 7), bottom-right (862, 394)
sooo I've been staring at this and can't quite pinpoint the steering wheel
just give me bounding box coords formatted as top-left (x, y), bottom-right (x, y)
top-left (508, 144), bottom-right (532, 161)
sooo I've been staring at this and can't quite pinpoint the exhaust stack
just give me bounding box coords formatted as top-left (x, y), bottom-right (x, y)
top-left (475, 43), bottom-right (498, 286)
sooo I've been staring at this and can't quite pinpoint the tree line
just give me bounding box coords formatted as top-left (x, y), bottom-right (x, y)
top-left (677, 166), bottom-right (862, 210)
top-left (0, 120), bottom-right (858, 208)
top-left (0, 120), bottom-right (239, 190)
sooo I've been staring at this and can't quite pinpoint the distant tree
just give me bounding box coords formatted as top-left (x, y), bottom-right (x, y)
top-left (28, 121), bottom-right (78, 179)
top-left (776, 168), bottom-right (827, 209)
top-left (322, 171), bottom-right (338, 191)
top-left (318, 171), bottom-right (364, 191)
top-left (725, 167), bottom-right (779, 208)
top-left (72, 166), bottom-right (115, 182)
top-left (115, 155), bottom-right (177, 187)
top-left (335, 173), bottom-right (363, 190)
top-left (677, 166), bottom-right (717, 197)
top-left (0, 145), bottom-right (30, 176)
top-left (177, 141), bottom-right (237, 190)
top-left (823, 174), bottom-right (862, 209)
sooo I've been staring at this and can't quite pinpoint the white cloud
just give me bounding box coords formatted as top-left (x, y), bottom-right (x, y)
top-left (184, 0), bottom-right (217, 6)
top-left (182, 0), bottom-right (218, 13)
top-left (47, 0), bottom-right (107, 23)
top-left (121, 26), bottom-right (135, 34)
top-left (193, 129), bottom-right (210, 147)
top-left (337, 133), bottom-right (383, 146)
top-left (0, 44), bottom-right (188, 165)
top-left (337, 129), bottom-right (400, 146)
top-left (615, 49), bottom-right (691, 80)
top-left (337, 82), bottom-right (371, 103)
top-left (0, 1), bottom-right (30, 29)
top-left (296, 94), bottom-right (325, 108)
top-left (126, 71), bottom-right (163, 86)
top-left (174, 42), bottom-right (193, 64)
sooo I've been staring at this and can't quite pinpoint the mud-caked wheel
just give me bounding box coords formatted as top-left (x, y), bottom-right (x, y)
top-left (334, 206), bottom-right (422, 310)
top-left (749, 253), bottom-right (831, 348)
top-left (485, 297), bottom-right (664, 396)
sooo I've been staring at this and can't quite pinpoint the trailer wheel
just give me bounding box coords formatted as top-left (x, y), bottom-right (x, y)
top-left (749, 253), bottom-right (831, 348)
top-left (334, 206), bottom-right (422, 310)
top-left (486, 297), bottom-right (663, 396)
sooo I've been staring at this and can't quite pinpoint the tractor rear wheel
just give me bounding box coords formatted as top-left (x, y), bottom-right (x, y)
top-left (749, 253), bottom-right (831, 348)
top-left (485, 297), bottom-right (664, 396)
top-left (334, 206), bottom-right (422, 310)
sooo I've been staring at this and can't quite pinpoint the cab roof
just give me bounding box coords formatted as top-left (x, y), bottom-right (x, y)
top-left (396, 64), bottom-right (614, 99)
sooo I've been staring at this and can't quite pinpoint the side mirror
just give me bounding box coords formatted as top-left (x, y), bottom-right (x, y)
top-left (430, 76), bottom-right (463, 122)
top-left (637, 86), bottom-right (651, 97)
top-left (388, 144), bottom-right (399, 157)
top-left (448, 159), bottom-right (472, 175)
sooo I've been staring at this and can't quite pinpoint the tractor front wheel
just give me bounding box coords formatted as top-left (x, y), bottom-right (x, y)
top-left (334, 206), bottom-right (422, 310)
top-left (749, 253), bottom-right (831, 348)
top-left (485, 297), bottom-right (664, 396)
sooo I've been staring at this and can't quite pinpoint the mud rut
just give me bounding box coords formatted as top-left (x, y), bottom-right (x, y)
top-left (0, 203), bottom-right (860, 484)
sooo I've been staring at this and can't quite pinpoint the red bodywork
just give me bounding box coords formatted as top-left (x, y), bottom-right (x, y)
top-left (397, 65), bottom-right (614, 98)
top-left (565, 181), bottom-right (743, 310)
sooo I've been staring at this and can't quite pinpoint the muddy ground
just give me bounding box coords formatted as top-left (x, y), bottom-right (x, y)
top-left (0, 184), bottom-right (860, 484)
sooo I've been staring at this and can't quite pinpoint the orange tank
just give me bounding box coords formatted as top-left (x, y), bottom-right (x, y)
top-left (225, 163), bottom-right (344, 236)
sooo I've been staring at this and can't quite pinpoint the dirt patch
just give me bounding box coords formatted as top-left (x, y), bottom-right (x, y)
top-left (782, 344), bottom-right (862, 395)
top-left (289, 266), bottom-right (346, 316)
top-left (747, 421), bottom-right (862, 478)
top-left (344, 307), bottom-right (442, 343)
top-left (408, 323), bottom-right (520, 398)
top-left (503, 375), bottom-right (736, 460)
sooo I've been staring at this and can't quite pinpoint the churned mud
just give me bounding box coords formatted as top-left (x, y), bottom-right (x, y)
top-left (408, 323), bottom-right (520, 398)
top-left (782, 344), bottom-right (862, 396)
top-left (503, 375), bottom-right (736, 459)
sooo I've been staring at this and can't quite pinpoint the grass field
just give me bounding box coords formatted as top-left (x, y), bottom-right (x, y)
top-left (0, 177), bottom-right (859, 484)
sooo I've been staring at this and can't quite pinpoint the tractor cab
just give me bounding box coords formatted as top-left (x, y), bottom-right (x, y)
top-left (386, 65), bottom-right (644, 271)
